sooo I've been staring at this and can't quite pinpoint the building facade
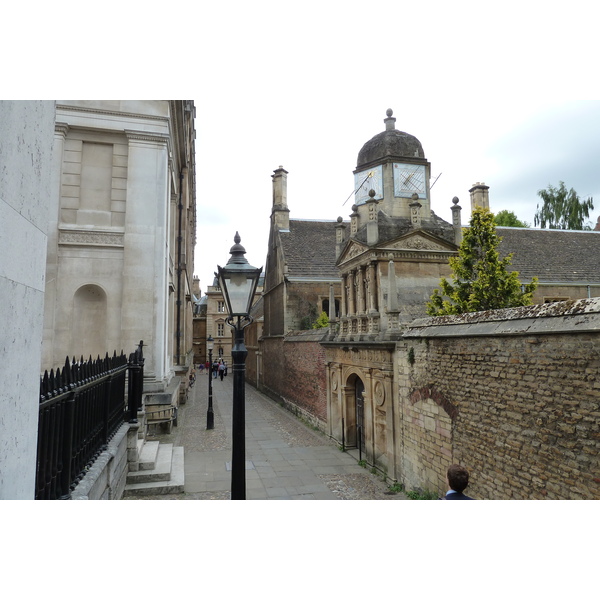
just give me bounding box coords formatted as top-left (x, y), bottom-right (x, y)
top-left (257, 109), bottom-right (600, 497)
top-left (43, 101), bottom-right (197, 402)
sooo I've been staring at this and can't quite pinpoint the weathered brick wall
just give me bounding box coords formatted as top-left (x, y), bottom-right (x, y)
top-left (402, 299), bottom-right (600, 500)
top-left (260, 330), bottom-right (329, 428)
top-left (401, 383), bottom-right (453, 493)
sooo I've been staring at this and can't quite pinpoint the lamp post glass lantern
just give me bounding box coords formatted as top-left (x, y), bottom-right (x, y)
top-left (206, 335), bottom-right (214, 430)
top-left (216, 232), bottom-right (262, 500)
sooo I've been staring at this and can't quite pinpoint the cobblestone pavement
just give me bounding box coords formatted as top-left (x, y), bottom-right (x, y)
top-left (132, 372), bottom-right (408, 500)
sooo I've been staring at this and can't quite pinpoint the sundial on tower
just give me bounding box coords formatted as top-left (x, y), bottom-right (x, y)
top-left (354, 164), bottom-right (383, 204)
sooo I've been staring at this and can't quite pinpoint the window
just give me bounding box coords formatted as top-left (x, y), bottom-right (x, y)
top-left (322, 298), bottom-right (341, 318)
top-left (218, 301), bottom-right (225, 313)
top-left (217, 323), bottom-right (224, 337)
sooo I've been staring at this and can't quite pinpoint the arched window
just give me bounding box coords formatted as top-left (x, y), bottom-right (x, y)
top-left (321, 298), bottom-right (340, 318)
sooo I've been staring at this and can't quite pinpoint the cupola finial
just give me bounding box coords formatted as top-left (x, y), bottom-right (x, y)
top-left (384, 108), bottom-right (396, 131)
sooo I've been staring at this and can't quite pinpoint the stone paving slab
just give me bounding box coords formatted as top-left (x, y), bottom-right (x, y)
top-left (130, 372), bottom-right (408, 501)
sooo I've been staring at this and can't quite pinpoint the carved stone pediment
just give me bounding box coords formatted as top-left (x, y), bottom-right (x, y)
top-left (384, 232), bottom-right (454, 252)
top-left (338, 240), bottom-right (368, 265)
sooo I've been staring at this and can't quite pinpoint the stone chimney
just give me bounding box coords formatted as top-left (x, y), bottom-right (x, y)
top-left (271, 165), bottom-right (290, 230)
top-left (469, 182), bottom-right (489, 212)
top-left (450, 196), bottom-right (463, 245)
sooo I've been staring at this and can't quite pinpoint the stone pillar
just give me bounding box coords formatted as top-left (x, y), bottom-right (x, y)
top-left (451, 196), bottom-right (463, 245)
top-left (366, 190), bottom-right (379, 245)
top-left (335, 216), bottom-right (346, 259)
top-left (42, 121), bottom-right (69, 368)
top-left (348, 270), bottom-right (356, 316)
top-left (409, 194), bottom-right (422, 228)
top-left (350, 205), bottom-right (359, 237)
top-left (341, 273), bottom-right (347, 317)
top-left (387, 255), bottom-right (398, 312)
top-left (357, 266), bottom-right (366, 314)
top-left (367, 262), bottom-right (378, 314)
top-left (122, 131), bottom-right (170, 389)
top-left (328, 283), bottom-right (337, 323)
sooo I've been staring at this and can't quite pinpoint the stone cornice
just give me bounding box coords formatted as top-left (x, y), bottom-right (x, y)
top-left (124, 130), bottom-right (171, 145)
top-left (56, 103), bottom-right (170, 125)
top-left (54, 122), bottom-right (69, 137)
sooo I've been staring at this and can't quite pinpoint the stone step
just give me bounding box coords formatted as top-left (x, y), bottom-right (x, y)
top-left (139, 440), bottom-right (160, 470)
top-left (126, 443), bottom-right (174, 484)
top-left (123, 446), bottom-right (184, 497)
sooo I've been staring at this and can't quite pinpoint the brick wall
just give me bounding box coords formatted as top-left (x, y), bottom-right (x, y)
top-left (260, 330), bottom-right (329, 429)
top-left (402, 299), bottom-right (600, 499)
top-left (255, 299), bottom-right (600, 499)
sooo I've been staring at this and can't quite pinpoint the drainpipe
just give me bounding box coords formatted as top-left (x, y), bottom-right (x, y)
top-left (176, 170), bottom-right (183, 365)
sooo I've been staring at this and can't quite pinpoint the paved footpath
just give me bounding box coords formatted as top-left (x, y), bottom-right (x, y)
top-left (141, 370), bottom-right (408, 500)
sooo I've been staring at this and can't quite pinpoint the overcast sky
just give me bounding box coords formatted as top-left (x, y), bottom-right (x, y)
top-left (8, 1), bottom-right (600, 297)
top-left (190, 2), bottom-right (600, 295)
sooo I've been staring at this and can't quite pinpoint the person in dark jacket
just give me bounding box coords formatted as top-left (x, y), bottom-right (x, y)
top-left (441, 464), bottom-right (474, 499)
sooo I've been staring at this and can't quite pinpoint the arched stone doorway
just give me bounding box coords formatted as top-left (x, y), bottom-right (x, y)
top-left (343, 373), bottom-right (366, 453)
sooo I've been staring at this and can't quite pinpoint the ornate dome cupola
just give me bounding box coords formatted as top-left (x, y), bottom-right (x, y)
top-left (353, 109), bottom-right (431, 221)
top-left (357, 109), bottom-right (425, 166)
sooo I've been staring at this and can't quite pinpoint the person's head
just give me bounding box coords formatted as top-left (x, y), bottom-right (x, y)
top-left (447, 464), bottom-right (469, 493)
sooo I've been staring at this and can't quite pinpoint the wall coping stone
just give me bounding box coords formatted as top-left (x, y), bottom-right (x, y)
top-left (285, 329), bottom-right (330, 342)
top-left (403, 297), bottom-right (600, 338)
top-left (71, 422), bottom-right (130, 500)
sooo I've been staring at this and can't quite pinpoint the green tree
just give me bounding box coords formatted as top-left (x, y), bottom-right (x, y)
top-left (427, 207), bottom-right (538, 316)
top-left (534, 181), bottom-right (594, 230)
top-left (494, 209), bottom-right (529, 228)
top-left (312, 311), bottom-right (329, 329)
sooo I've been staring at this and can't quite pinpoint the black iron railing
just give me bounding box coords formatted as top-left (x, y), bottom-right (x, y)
top-left (36, 341), bottom-right (144, 500)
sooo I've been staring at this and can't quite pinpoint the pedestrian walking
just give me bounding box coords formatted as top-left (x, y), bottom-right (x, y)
top-left (218, 361), bottom-right (225, 381)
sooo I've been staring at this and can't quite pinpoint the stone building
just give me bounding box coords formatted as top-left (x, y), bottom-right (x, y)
top-left (43, 101), bottom-right (197, 404)
top-left (263, 166), bottom-right (343, 337)
top-left (192, 276), bottom-right (208, 367)
top-left (257, 109), bottom-right (600, 497)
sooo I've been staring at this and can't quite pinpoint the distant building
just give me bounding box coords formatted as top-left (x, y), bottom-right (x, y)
top-left (192, 276), bottom-right (207, 367)
top-left (205, 271), bottom-right (263, 367)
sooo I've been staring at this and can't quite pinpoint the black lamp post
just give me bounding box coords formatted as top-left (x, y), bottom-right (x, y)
top-left (216, 232), bottom-right (262, 500)
top-left (206, 335), bottom-right (214, 430)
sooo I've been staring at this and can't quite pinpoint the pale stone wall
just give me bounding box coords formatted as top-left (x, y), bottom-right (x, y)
top-left (42, 101), bottom-right (196, 399)
top-left (0, 100), bottom-right (55, 499)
